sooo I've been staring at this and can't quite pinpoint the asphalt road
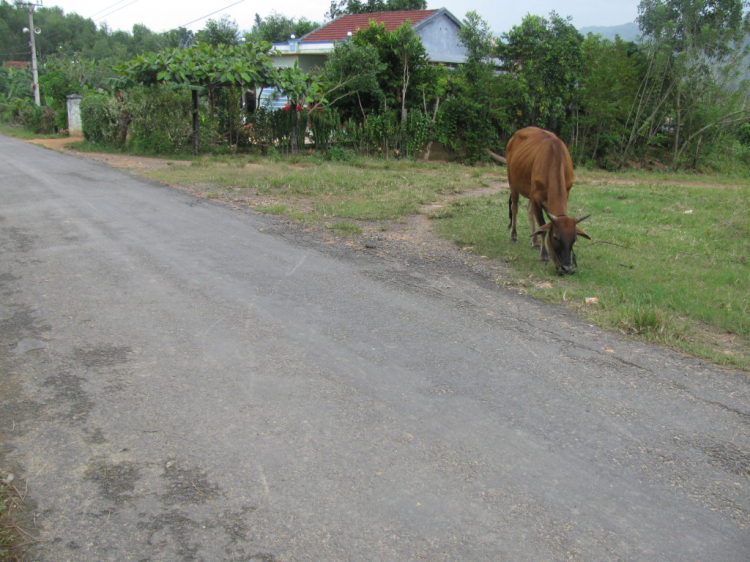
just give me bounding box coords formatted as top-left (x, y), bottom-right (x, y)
top-left (1, 134), bottom-right (748, 561)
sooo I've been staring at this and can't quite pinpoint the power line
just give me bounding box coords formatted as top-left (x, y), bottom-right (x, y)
top-left (92, 0), bottom-right (141, 26)
top-left (179, 0), bottom-right (246, 29)
top-left (86, 0), bottom-right (133, 20)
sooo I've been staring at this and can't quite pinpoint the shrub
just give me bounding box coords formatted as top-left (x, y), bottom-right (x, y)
top-left (325, 146), bottom-right (355, 161)
top-left (80, 91), bottom-right (121, 144)
top-left (126, 86), bottom-right (194, 154)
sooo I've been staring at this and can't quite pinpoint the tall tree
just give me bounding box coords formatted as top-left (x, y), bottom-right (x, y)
top-left (245, 12), bottom-right (319, 44)
top-left (352, 20), bottom-right (429, 121)
top-left (497, 12), bottom-right (584, 137)
top-left (320, 38), bottom-right (385, 115)
top-left (195, 15), bottom-right (240, 46)
top-left (326, 0), bottom-right (426, 20)
top-left (454, 11), bottom-right (503, 161)
top-left (621, 0), bottom-right (750, 167)
top-left (576, 34), bottom-right (645, 166)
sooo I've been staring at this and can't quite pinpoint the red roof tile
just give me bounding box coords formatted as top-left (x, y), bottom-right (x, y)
top-left (302, 10), bottom-right (438, 42)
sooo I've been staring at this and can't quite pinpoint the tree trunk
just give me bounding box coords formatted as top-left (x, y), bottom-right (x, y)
top-left (192, 90), bottom-right (200, 157)
top-left (422, 94), bottom-right (441, 161)
top-left (291, 107), bottom-right (299, 156)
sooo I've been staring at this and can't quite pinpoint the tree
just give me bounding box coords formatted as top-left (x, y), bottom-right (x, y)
top-left (326, 0), bottom-right (426, 20)
top-left (497, 12), bottom-right (584, 138)
top-left (459, 10), bottom-right (495, 68)
top-left (245, 12), bottom-right (319, 44)
top-left (352, 21), bottom-right (429, 119)
top-left (576, 34), bottom-right (645, 166)
top-left (195, 15), bottom-right (240, 46)
top-left (115, 42), bottom-right (277, 154)
top-left (452, 11), bottom-right (504, 161)
top-left (163, 27), bottom-right (195, 50)
top-left (621, 0), bottom-right (750, 168)
top-left (320, 38), bottom-right (385, 114)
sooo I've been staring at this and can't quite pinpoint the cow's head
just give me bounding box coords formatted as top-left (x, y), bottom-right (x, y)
top-left (533, 213), bottom-right (591, 274)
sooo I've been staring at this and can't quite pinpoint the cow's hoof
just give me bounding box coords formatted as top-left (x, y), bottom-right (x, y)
top-left (510, 239), bottom-right (518, 244)
top-left (532, 244), bottom-right (541, 250)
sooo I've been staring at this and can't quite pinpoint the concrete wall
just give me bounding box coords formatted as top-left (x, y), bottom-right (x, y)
top-left (66, 94), bottom-right (82, 136)
top-left (417, 15), bottom-right (467, 65)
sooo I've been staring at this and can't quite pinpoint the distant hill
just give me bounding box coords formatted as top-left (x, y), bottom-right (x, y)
top-left (579, 22), bottom-right (641, 42)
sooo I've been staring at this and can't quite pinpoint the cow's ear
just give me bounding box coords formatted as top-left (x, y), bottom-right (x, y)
top-left (531, 222), bottom-right (553, 237)
top-left (576, 227), bottom-right (591, 240)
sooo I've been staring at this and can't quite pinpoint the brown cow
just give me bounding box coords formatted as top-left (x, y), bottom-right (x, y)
top-left (506, 127), bottom-right (591, 274)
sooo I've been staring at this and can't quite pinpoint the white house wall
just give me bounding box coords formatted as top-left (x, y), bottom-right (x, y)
top-left (416, 16), bottom-right (467, 65)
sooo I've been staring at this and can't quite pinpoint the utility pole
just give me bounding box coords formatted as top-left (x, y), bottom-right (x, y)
top-left (19, 1), bottom-right (43, 106)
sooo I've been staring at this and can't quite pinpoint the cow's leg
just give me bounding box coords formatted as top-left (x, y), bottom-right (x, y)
top-left (531, 203), bottom-right (550, 263)
top-left (509, 191), bottom-right (519, 243)
top-left (528, 202), bottom-right (540, 249)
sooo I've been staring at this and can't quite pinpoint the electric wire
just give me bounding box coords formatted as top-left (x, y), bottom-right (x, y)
top-left (178, 0), bottom-right (246, 29)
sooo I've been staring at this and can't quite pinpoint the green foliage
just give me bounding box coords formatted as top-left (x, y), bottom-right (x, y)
top-left (618, 0), bottom-right (750, 169)
top-left (497, 12), bottom-right (584, 136)
top-left (320, 40), bottom-right (385, 112)
top-left (637, 0), bottom-right (750, 58)
top-left (162, 27), bottom-right (196, 50)
top-left (309, 108), bottom-right (342, 151)
top-left (325, 146), bottom-right (356, 161)
top-left (79, 90), bottom-right (122, 144)
top-left (245, 105), bottom-right (275, 149)
top-left (575, 35), bottom-right (645, 166)
top-left (245, 12), bottom-right (319, 44)
top-left (452, 11), bottom-right (504, 161)
top-left (433, 178), bottom-right (750, 367)
top-left (352, 21), bottom-right (430, 119)
top-left (126, 86), bottom-right (196, 154)
top-left (459, 11), bottom-right (496, 67)
top-left (0, 66), bottom-right (33, 125)
top-left (326, 0), bottom-right (427, 19)
top-left (115, 41), bottom-right (277, 89)
top-left (195, 15), bottom-right (240, 46)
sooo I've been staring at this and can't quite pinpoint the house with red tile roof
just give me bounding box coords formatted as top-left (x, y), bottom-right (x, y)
top-left (272, 8), bottom-right (467, 73)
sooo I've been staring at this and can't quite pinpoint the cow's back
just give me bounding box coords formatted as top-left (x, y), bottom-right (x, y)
top-left (506, 127), bottom-right (573, 207)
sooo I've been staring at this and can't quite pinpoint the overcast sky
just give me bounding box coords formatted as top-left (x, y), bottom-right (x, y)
top-left (42, 0), bottom-right (640, 36)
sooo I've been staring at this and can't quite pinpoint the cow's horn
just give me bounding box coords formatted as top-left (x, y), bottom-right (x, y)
top-left (575, 214), bottom-right (590, 223)
top-left (545, 210), bottom-right (558, 222)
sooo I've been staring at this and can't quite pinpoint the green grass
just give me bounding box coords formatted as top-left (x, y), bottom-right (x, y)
top-left (143, 157), bottom-right (477, 223)
top-left (0, 123), bottom-right (61, 140)
top-left (433, 179), bottom-right (750, 368)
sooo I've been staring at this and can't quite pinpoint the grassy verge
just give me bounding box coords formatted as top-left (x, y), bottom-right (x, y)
top-left (0, 123), bottom-right (61, 141)
top-left (432, 177), bottom-right (749, 369)
top-left (143, 155), bottom-right (495, 224)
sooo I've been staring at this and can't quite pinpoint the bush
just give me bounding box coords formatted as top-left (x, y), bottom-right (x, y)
top-left (126, 86), bottom-right (195, 154)
top-left (325, 146), bottom-right (355, 161)
top-left (80, 91), bottom-right (122, 144)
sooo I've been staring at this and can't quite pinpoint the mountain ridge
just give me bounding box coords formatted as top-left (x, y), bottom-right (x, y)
top-left (579, 22), bottom-right (640, 42)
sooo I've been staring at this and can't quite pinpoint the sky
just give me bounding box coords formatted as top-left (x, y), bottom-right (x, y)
top-left (41, 0), bottom-right (641, 36)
